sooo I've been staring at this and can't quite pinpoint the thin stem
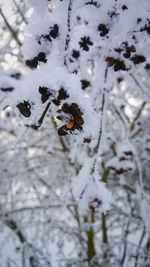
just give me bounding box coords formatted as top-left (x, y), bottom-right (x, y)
top-left (30, 102), bottom-right (51, 130)
top-left (91, 68), bottom-right (109, 175)
top-left (130, 101), bottom-right (146, 132)
top-left (0, 8), bottom-right (22, 46)
top-left (12, 0), bottom-right (28, 24)
top-left (64, 0), bottom-right (73, 66)
top-left (134, 227), bottom-right (146, 267)
top-left (84, 213), bottom-right (96, 264)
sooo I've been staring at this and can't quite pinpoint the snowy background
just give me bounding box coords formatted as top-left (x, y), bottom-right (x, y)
top-left (0, 0), bottom-right (150, 266)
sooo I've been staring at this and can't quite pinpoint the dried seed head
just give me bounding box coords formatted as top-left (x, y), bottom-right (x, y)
top-left (66, 119), bottom-right (75, 129)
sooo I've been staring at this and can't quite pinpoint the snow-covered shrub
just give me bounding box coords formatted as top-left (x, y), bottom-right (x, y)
top-left (0, 0), bottom-right (150, 266)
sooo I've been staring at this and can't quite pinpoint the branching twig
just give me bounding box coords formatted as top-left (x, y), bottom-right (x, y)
top-left (12, 0), bottom-right (28, 24)
top-left (0, 8), bottom-right (22, 46)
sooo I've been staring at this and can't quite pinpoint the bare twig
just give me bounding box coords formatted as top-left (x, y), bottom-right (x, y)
top-left (0, 8), bottom-right (22, 46)
top-left (12, 0), bottom-right (28, 24)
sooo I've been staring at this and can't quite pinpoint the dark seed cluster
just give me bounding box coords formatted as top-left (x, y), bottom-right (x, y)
top-left (16, 100), bottom-right (32, 117)
top-left (81, 80), bottom-right (91, 90)
top-left (1, 87), bottom-right (14, 92)
top-left (123, 42), bottom-right (136, 58)
top-left (106, 57), bottom-right (128, 72)
top-left (139, 22), bottom-right (150, 35)
top-left (57, 103), bottom-right (84, 136)
top-left (39, 86), bottom-right (53, 103)
top-left (107, 40), bottom-right (146, 71)
top-left (26, 52), bottom-right (47, 69)
top-left (72, 50), bottom-right (80, 59)
top-left (52, 87), bottom-right (69, 106)
top-left (122, 5), bottom-right (128, 11)
top-left (114, 42), bottom-right (136, 59)
top-left (145, 63), bottom-right (150, 70)
top-left (38, 24), bottom-right (59, 44)
top-left (131, 55), bottom-right (146, 64)
top-left (98, 23), bottom-right (109, 37)
top-left (79, 36), bottom-right (93, 51)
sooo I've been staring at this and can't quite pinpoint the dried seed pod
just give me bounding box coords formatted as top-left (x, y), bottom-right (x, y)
top-left (123, 52), bottom-right (131, 58)
top-left (52, 99), bottom-right (60, 106)
top-left (74, 115), bottom-right (84, 126)
top-left (57, 102), bottom-right (84, 135)
top-left (71, 104), bottom-right (83, 118)
top-left (127, 45), bottom-right (136, 53)
top-left (114, 60), bottom-right (126, 71)
top-left (16, 100), bottom-right (31, 117)
top-left (52, 88), bottom-right (69, 106)
top-left (81, 80), bottom-right (91, 90)
top-left (39, 86), bottom-right (52, 103)
top-left (145, 63), bottom-right (150, 70)
top-left (131, 55), bottom-right (146, 64)
top-left (79, 36), bottom-right (93, 51)
top-left (37, 52), bottom-right (47, 63)
top-left (58, 87), bottom-right (69, 100)
top-left (26, 58), bottom-right (38, 69)
top-left (98, 23), bottom-right (109, 36)
top-left (66, 119), bottom-right (75, 129)
top-left (58, 125), bottom-right (67, 136)
top-left (114, 48), bottom-right (124, 54)
top-left (50, 24), bottom-right (59, 39)
top-left (84, 138), bottom-right (91, 143)
top-left (72, 50), bottom-right (80, 59)
top-left (106, 57), bottom-right (116, 67)
top-left (56, 115), bottom-right (64, 121)
top-left (122, 5), bottom-right (128, 10)
top-left (62, 103), bottom-right (70, 113)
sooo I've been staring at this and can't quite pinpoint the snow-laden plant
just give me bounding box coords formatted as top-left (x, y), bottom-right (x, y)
top-left (5, 0), bottom-right (149, 212)
top-left (0, 0), bottom-right (150, 266)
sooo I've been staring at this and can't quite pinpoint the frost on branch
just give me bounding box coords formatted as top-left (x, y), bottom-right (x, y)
top-left (2, 0), bottom-right (150, 213)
